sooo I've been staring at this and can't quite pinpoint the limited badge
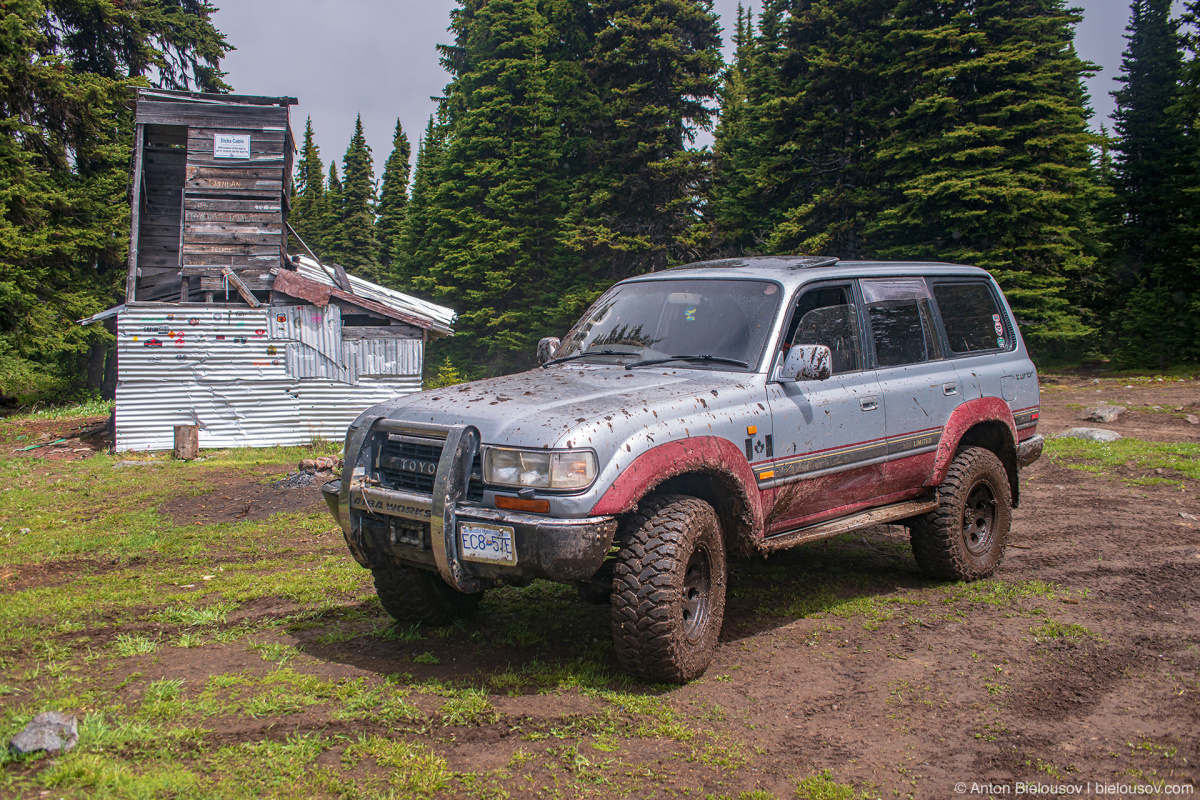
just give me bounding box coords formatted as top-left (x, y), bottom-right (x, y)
top-left (685, 307), bottom-right (696, 322)
top-left (994, 321), bottom-right (1004, 335)
top-left (997, 336), bottom-right (1006, 348)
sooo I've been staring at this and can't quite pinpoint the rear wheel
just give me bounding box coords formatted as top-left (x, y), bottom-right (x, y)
top-left (372, 565), bottom-right (484, 625)
top-left (911, 446), bottom-right (1012, 581)
top-left (610, 495), bottom-right (727, 683)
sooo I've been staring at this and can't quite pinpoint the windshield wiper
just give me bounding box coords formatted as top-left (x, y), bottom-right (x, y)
top-left (542, 349), bottom-right (629, 368)
top-left (625, 354), bottom-right (750, 370)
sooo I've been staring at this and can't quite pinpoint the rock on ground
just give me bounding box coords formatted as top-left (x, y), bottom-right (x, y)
top-left (8, 712), bottom-right (77, 755)
top-left (1082, 405), bottom-right (1125, 423)
top-left (1057, 427), bottom-right (1122, 442)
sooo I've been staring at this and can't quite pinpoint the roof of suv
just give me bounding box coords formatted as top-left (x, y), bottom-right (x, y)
top-left (627, 255), bottom-right (992, 291)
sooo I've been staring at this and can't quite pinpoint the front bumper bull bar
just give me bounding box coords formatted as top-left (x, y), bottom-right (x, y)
top-left (324, 418), bottom-right (617, 592)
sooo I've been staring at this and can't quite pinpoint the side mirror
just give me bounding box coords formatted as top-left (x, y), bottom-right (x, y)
top-left (777, 344), bottom-right (832, 382)
top-left (537, 337), bottom-right (561, 365)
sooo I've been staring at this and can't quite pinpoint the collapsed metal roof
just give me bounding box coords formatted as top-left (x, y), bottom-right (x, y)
top-left (289, 256), bottom-right (456, 337)
top-left (82, 256), bottom-right (457, 337)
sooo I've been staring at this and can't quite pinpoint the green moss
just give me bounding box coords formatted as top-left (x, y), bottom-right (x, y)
top-left (1046, 437), bottom-right (1200, 481)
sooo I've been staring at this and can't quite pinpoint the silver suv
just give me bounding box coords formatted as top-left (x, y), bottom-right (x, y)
top-left (323, 256), bottom-right (1043, 682)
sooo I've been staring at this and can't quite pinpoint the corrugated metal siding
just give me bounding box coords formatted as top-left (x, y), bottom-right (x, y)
top-left (114, 303), bottom-right (424, 452)
top-left (118, 306), bottom-right (287, 382)
top-left (343, 338), bottom-right (422, 379)
top-left (268, 304), bottom-right (342, 361)
top-left (285, 342), bottom-right (349, 382)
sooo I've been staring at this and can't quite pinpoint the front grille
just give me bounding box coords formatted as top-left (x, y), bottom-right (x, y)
top-left (378, 437), bottom-right (441, 494)
top-left (466, 454), bottom-right (484, 502)
top-left (376, 435), bottom-right (484, 502)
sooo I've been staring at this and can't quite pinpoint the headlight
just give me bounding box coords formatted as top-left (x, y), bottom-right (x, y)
top-left (483, 448), bottom-right (597, 490)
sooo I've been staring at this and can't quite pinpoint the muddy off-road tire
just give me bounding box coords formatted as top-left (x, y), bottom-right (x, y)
top-left (611, 495), bottom-right (727, 683)
top-left (911, 446), bottom-right (1012, 581)
top-left (372, 566), bottom-right (484, 625)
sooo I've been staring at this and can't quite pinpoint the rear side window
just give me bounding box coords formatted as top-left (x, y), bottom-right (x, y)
top-left (860, 279), bottom-right (942, 368)
top-left (932, 282), bottom-right (1009, 353)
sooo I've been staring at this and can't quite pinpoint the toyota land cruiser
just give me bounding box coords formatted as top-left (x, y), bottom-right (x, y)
top-left (322, 256), bottom-right (1043, 682)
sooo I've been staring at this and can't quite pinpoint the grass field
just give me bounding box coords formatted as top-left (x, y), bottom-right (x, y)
top-left (1, 379), bottom-right (1197, 798)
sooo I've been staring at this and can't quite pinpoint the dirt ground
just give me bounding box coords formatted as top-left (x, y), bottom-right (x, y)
top-left (2, 374), bottom-right (1199, 798)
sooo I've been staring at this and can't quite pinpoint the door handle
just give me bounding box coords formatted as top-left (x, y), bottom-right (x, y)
top-left (860, 397), bottom-right (879, 412)
top-left (943, 383), bottom-right (958, 396)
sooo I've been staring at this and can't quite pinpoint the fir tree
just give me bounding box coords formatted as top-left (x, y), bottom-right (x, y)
top-left (710, 3), bottom-right (759, 250)
top-left (867, 0), bottom-right (1101, 350)
top-left (563, 0), bottom-right (722, 278)
top-left (320, 160), bottom-right (344, 264)
top-left (0, 0), bottom-right (227, 399)
top-left (376, 118), bottom-right (412, 275)
top-left (415, 0), bottom-right (579, 372)
top-left (395, 113), bottom-right (448, 291)
top-left (289, 117), bottom-right (326, 256)
top-left (710, 0), bottom-right (796, 252)
top-left (1108, 0), bottom-right (1193, 364)
top-left (323, 115), bottom-right (380, 280)
top-left (762, 0), bottom-right (899, 257)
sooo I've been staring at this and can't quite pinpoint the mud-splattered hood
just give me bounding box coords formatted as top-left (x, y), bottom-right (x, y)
top-left (361, 363), bottom-right (763, 450)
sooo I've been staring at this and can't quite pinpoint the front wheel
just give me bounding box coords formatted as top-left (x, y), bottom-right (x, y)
top-left (372, 565), bottom-right (484, 625)
top-left (610, 495), bottom-right (727, 683)
top-left (911, 446), bottom-right (1012, 581)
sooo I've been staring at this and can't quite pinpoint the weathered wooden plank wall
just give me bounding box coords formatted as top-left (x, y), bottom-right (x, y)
top-left (129, 91), bottom-right (295, 302)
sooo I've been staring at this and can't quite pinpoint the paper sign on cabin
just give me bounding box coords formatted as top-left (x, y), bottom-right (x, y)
top-left (213, 133), bottom-right (250, 159)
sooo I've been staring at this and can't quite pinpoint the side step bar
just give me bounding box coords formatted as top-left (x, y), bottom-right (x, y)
top-left (765, 496), bottom-right (939, 551)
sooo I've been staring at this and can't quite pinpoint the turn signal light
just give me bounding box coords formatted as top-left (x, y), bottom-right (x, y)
top-left (495, 496), bottom-right (551, 514)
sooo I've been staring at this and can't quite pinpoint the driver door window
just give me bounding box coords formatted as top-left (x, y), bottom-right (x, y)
top-left (786, 286), bottom-right (862, 375)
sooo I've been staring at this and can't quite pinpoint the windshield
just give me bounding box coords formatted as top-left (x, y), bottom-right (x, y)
top-left (553, 279), bottom-right (783, 371)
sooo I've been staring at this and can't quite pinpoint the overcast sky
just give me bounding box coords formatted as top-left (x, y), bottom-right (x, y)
top-left (213, 0), bottom-right (1133, 175)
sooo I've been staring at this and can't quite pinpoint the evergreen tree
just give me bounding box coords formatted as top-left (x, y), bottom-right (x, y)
top-left (710, 4), bottom-right (759, 250)
top-left (414, 0), bottom-right (579, 373)
top-left (320, 160), bottom-right (344, 263)
top-left (376, 118), bottom-right (412, 275)
top-left (1108, 0), bottom-right (1193, 364)
top-left (289, 117), bottom-right (326, 256)
top-left (562, 0), bottom-right (722, 278)
top-left (710, 0), bottom-right (798, 252)
top-left (1165, 0), bottom-right (1200, 362)
top-left (0, 0), bottom-right (227, 400)
top-left (867, 0), bottom-right (1101, 350)
top-left (326, 115), bottom-right (380, 280)
top-left (394, 113), bottom-right (448, 291)
top-left (762, 0), bottom-right (898, 257)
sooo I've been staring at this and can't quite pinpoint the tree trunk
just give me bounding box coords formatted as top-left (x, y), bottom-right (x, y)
top-left (86, 342), bottom-right (106, 393)
top-left (101, 343), bottom-right (118, 400)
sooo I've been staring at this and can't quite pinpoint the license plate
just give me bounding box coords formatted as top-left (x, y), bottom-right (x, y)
top-left (459, 522), bottom-right (517, 565)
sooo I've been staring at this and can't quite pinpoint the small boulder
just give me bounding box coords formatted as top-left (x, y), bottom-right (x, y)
top-left (1082, 405), bottom-right (1125, 423)
top-left (9, 712), bottom-right (77, 755)
top-left (1057, 428), bottom-right (1122, 443)
top-left (299, 458), bottom-right (317, 473)
top-left (1185, 414), bottom-right (1199, 425)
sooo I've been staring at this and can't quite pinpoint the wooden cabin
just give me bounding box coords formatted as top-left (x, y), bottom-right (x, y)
top-left (83, 90), bottom-right (457, 452)
top-left (127, 88), bottom-right (296, 304)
